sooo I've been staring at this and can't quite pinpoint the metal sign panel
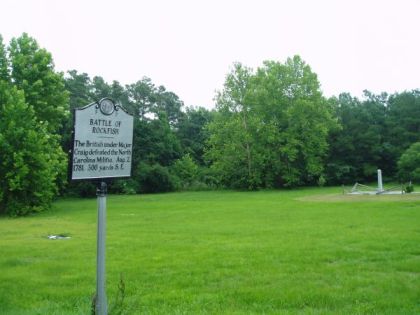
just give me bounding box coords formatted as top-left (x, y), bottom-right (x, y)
top-left (71, 99), bottom-right (134, 180)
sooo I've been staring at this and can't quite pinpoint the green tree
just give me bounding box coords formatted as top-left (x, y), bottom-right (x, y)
top-left (135, 163), bottom-right (176, 193)
top-left (134, 112), bottom-right (181, 167)
top-left (387, 90), bottom-right (420, 157)
top-left (171, 154), bottom-right (199, 189)
top-left (62, 70), bottom-right (93, 154)
top-left (177, 106), bottom-right (214, 165)
top-left (8, 33), bottom-right (69, 133)
top-left (0, 33), bottom-right (68, 215)
top-left (207, 57), bottom-right (336, 189)
top-left (249, 56), bottom-right (336, 186)
top-left (0, 82), bottom-right (66, 215)
top-left (110, 80), bottom-right (130, 108)
top-left (126, 78), bottom-right (184, 127)
top-left (206, 63), bottom-right (266, 189)
top-left (155, 86), bottom-right (184, 127)
top-left (326, 91), bottom-right (393, 184)
top-left (64, 70), bottom-right (92, 110)
top-left (130, 112), bottom-right (182, 192)
top-left (90, 76), bottom-right (111, 101)
top-left (0, 35), bottom-right (8, 81)
top-left (397, 142), bottom-right (420, 182)
top-left (126, 77), bottom-right (158, 120)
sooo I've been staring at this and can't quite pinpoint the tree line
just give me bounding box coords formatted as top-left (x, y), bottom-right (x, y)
top-left (0, 33), bottom-right (419, 216)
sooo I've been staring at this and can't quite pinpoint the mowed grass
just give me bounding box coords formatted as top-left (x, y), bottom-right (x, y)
top-left (0, 187), bottom-right (419, 315)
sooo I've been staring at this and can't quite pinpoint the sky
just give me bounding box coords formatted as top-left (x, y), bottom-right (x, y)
top-left (1, 0), bottom-right (419, 108)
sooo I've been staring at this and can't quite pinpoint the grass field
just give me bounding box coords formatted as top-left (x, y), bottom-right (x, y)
top-left (0, 187), bottom-right (419, 314)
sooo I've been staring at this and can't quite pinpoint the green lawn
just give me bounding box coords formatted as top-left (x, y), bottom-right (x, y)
top-left (0, 187), bottom-right (419, 314)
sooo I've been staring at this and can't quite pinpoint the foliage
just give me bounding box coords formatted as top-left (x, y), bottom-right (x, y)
top-left (326, 93), bottom-right (387, 183)
top-left (207, 111), bottom-right (266, 189)
top-left (405, 182), bottom-right (414, 193)
top-left (177, 106), bottom-right (214, 165)
top-left (207, 57), bottom-right (337, 189)
top-left (387, 90), bottom-right (420, 154)
top-left (385, 90), bottom-right (420, 178)
top-left (0, 82), bottom-right (66, 215)
top-left (8, 33), bottom-right (69, 134)
top-left (0, 33), bottom-right (68, 215)
top-left (65, 181), bottom-right (97, 198)
top-left (326, 90), bottom-right (420, 184)
top-left (134, 112), bottom-right (181, 166)
top-left (64, 70), bottom-right (93, 110)
top-left (4, 32), bottom-right (419, 200)
top-left (110, 179), bottom-right (138, 195)
top-left (136, 162), bottom-right (177, 193)
top-left (125, 77), bottom-right (157, 119)
top-left (171, 154), bottom-right (199, 189)
top-left (125, 77), bottom-right (184, 126)
top-left (207, 63), bottom-right (264, 189)
top-left (397, 142), bottom-right (420, 182)
top-left (0, 35), bottom-right (9, 81)
top-left (63, 55), bottom-right (420, 192)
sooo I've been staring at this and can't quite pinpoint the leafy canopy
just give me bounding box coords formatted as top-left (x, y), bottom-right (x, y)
top-left (206, 56), bottom-right (337, 188)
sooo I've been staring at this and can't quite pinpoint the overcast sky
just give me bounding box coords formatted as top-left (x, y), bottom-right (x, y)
top-left (1, 0), bottom-right (419, 108)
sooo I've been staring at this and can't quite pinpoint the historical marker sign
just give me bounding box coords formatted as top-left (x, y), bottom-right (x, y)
top-left (71, 98), bottom-right (134, 180)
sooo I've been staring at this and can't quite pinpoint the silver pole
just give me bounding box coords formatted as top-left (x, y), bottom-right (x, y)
top-left (96, 181), bottom-right (108, 315)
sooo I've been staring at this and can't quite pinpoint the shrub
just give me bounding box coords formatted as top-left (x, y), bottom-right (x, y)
top-left (405, 182), bottom-right (414, 193)
top-left (0, 83), bottom-right (66, 216)
top-left (398, 142), bottom-right (420, 182)
top-left (170, 154), bottom-right (199, 189)
top-left (109, 179), bottom-right (138, 195)
top-left (136, 163), bottom-right (176, 193)
top-left (65, 181), bottom-right (97, 198)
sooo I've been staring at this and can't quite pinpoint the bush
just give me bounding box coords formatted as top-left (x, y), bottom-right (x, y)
top-left (0, 83), bottom-right (66, 216)
top-left (317, 175), bottom-right (326, 187)
top-left (405, 182), bottom-right (414, 193)
top-left (65, 181), bottom-right (97, 198)
top-left (170, 154), bottom-right (199, 189)
top-left (398, 142), bottom-right (420, 182)
top-left (110, 179), bottom-right (138, 195)
top-left (136, 163), bottom-right (176, 193)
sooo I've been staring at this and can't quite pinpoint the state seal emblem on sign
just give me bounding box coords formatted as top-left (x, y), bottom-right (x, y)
top-left (99, 98), bottom-right (115, 115)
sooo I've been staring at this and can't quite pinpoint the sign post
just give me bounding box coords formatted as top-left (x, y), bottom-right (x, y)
top-left (70, 98), bottom-right (133, 315)
top-left (96, 181), bottom-right (107, 315)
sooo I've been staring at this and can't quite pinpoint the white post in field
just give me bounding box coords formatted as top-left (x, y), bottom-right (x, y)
top-left (377, 169), bottom-right (384, 192)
